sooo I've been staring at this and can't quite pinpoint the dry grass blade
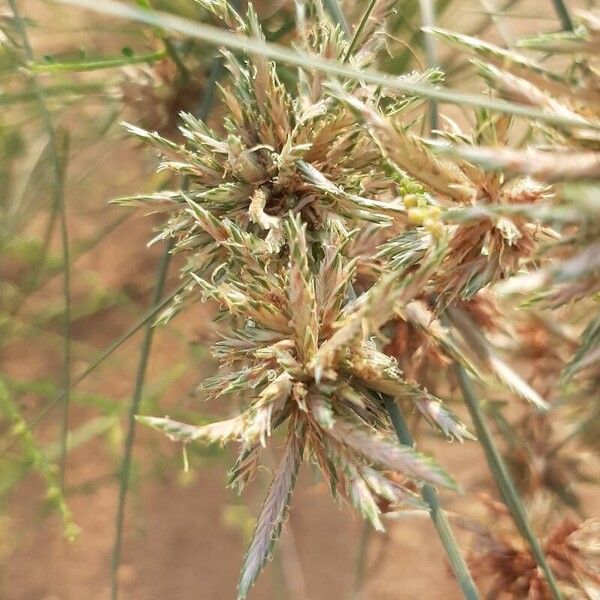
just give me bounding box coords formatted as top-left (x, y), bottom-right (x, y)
top-left (7, 0), bottom-right (73, 494)
top-left (53, 0), bottom-right (600, 130)
top-left (428, 27), bottom-right (566, 87)
top-left (439, 145), bottom-right (600, 182)
top-left (415, 398), bottom-right (476, 442)
top-left (138, 371), bottom-right (292, 447)
top-left (135, 414), bottom-right (244, 444)
top-left (472, 60), bottom-right (598, 140)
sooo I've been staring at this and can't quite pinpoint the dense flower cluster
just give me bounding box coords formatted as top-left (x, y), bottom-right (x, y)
top-left (125, 2), bottom-right (600, 598)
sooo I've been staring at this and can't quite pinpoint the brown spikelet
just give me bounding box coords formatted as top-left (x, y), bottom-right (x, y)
top-left (237, 420), bottom-right (305, 599)
top-left (120, 59), bottom-right (206, 138)
top-left (468, 500), bottom-right (600, 599)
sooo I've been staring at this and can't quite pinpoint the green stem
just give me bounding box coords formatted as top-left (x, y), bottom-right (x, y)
top-left (54, 0), bottom-right (600, 131)
top-left (51, 213), bottom-right (130, 293)
top-left (551, 0), bottom-right (574, 32)
top-left (0, 279), bottom-right (189, 458)
top-left (453, 365), bottom-right (563, 600)
top-left (418, 0), bottom-right (438, 131)
top-left (14, 210), bottom-right (155, 328)
top-left (56, 135), bottom-right (72, 493)
top-left (110, 240), bottom-right (173, 600)
top-left (382, 395), bottom-right (480, 600)
top-left (29, 50), bottom-right (165, 73)
top-left (343, 0), bottom-right (377, 62)
top-left (0, 82), bottom-right (107, 106)
top-left (24, 196), bottom-right (59, 298)
top-left (8, 0), bottom-right (72, 493)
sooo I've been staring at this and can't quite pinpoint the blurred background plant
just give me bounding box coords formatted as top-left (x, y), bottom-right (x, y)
top-left (0, 1), bottom-right (599, 599)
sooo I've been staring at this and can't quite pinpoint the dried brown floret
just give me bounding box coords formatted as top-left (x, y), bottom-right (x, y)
top-left (468, 499), bottom-right (600, 599)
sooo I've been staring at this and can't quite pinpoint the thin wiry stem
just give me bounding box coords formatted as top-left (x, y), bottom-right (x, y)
top-left (8, 0), bottom-right (72, 493)
top-left (453, 365), bottom-right (564, 600)
top-left (196, 50), bottom-right (227, 120)
top-left (478, 0), bottom-right (515, 48)
top-left (395, 0), bottom-right (453, 73)
top-left (444, 0), bottom-right (520, 77)
top-left (344, 0), bottom-right (378, 62)
top-left (110, 239), bottom-right (173, 600)
top-left (0, 82), bottom-right (107, 105)
top-left (136, 0), bottom-right (190, 81)
top-left (56, 135), bottom-right (72, 492)
top-left (53, 0), bottom-right (600, 131)
top-left (14, 213), bottom-right (131, 317)
top-left (323, 0), bottom-right (350, 38)
top-left (0, 279), bottom-right (189, 458)
top-left (162, 37), bottom-right (190, 82)
top-left (551, 0), bottom-right (574, 32)
top-left (24, 195), bottom-right (59, 302)
top-left (419, 0), bottom-right (439, 131)
top-left (111, 28), bottom-right (232, 595)
top-left (29, 50), bottom-right (165, 73)
top-left (382, 395), bottom-right (481, 600)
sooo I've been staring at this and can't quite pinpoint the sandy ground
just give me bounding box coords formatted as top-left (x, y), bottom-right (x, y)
top-left (0, 108), bottom-right (484, 600)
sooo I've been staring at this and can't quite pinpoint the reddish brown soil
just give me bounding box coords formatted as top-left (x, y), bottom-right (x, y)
top-left (0, 131), bottom-right (481, 600)
top-left (2, 2), bottom-right (598, 599)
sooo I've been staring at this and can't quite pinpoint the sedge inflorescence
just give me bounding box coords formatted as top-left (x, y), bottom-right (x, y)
top-left (122, 2), bottom-right (600, 597)
top-left (125, 4), bottom-right (468, 595)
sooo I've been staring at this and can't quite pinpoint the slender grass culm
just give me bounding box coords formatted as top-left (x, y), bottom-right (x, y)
top-left (110, 239), bottom-right (173, 600)
top-left (453, 365), bottom-right (563, 599)
top-left (383, 394), bottom-right (480, 599)
top-left (54, 0), bottom-right (599, 129)
top-left (111, 10), bottom-right (240, 591)
top-left (6, 0), bottom-right (73, 498)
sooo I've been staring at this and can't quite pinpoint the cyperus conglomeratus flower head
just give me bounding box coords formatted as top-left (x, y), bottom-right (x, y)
top-left (128, 2), bottom-right (476, 597)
